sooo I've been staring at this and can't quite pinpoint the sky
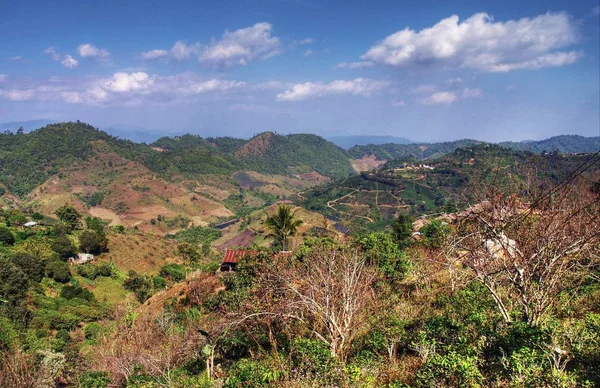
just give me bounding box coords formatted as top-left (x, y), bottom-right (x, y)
top-left (0, 0), bottom-right (599, 142)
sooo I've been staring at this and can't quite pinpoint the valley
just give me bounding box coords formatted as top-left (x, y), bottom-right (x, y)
top-left (0, 122), bottom-right (599, 387)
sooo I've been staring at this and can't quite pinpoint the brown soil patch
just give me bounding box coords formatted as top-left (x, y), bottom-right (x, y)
top-left (98, 233), bottom-right (180, 274)
top-left (351, 155), bottom-right (387, 172)
top-left (89, 207), bottom-right (122, 225)
top-left (235, 132), bottom-right (273, 158)
top-left (215, 229), bottom-right (257, 249)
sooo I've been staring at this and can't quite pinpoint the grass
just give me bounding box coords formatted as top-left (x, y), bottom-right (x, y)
top-left (88, 276), bottom-right (132, 306)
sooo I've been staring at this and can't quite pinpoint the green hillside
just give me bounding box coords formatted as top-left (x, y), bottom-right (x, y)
top-left (349, 135), bottom-right (599, 161)
top-left (300, 143), bottom-right (600, 225)
top-left (0, 122), bottom-right (152, 197)
top-left (0, 122), bottom-right (354, 199)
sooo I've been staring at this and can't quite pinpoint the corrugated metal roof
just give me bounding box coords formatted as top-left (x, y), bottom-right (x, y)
top-left (221, 249), bottom-right (258, 264)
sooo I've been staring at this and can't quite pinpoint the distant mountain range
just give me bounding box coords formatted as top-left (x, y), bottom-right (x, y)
top-left (0, 119), bottom-right (55, 133)
top-left (328, 135), bottom-right (413, 149)
top-left (348, 135), bottom-right (600, 161)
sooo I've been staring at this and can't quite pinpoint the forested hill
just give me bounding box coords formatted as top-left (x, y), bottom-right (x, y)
top-left (349, 135), bottom-right (600, 160)
top-left (151, 131), bottom-right (354, 179)
top-left (0, 122), bottom-right (152, 197)
top-left (499, 135), bottom-right (600, 153)
top-left (0, 122), bottom-right (354, 198)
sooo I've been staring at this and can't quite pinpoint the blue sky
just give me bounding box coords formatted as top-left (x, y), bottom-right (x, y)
top-left (0, 0), bottom-right (598, 142)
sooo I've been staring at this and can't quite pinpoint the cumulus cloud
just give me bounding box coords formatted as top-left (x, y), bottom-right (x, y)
top-left (361, 12), bottom-right (580, 72)
top-left (105, 72), bottom-right (155, 93)
top-left (61, 55), bottom-right (79, 69)
top-left (417, 87), bottom-right (483, 105)
top-left (461, 87), bottom-right (483, 98)
top-left (418, 91), bottom-right (457, 105)
top-left (276, 78), bottom-right (388, 101)
top-left (336, 61), bottom-right (374, 69)
top-left (78, 43), bottom-right (110, 59)
top-left (303, 49), bottom-right (312, 57)
top-left (140, 41), bottom-right (200, 62)
top-left (171, 41), bottom-right (201, 61)
top-left (44, 47), bottom-right (60, 61)
top-left (0, 72), bottom-right (249, 106)
top-left (392, 100), bottom-right (406, 107)
top-left (199, 22), bottom-right (281, 67)
top-left (141, 49), bottom-right (169, 61)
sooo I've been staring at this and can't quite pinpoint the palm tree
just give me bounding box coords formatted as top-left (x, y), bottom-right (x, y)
top-left (264, 205), bottom-right (303, 251)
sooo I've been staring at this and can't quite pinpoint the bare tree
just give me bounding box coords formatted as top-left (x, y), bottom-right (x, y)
top-left (449, 178), bottom-right (600, 326)
top-left (223, 247), bottom-right (378, 362)
top-left (281, 247), bottom-right (377, 361)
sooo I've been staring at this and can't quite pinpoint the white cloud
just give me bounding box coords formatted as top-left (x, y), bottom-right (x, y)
top-left (0, 72), bottom-right (251, 106)
top-left (276, 78), bottom-right (388, 101)
top-left (78, 43), bottom-right (110, 59)
top-left (10, 56), bottom-right (22, 61)
top-left (418, 91), bottom-right (457, 105)
top-left (445, 77), bottom-right (464, 86)
top-left (171, 41), bottom-right (201, 61)
top-left (296, 38), bottom-right (314, 45)
top-left (44, 47), bottom-right (60, 61)
top-left (417, 87), bottom-right (483, 105)
top-left (141, 49), bottom-right (169, 61)
top-left (199, 22), bottom-right (281, 67)
top-left (593, 6), bottom-right (600, 16)
top-left (104, 72), bottom-right (156, 93)
top-left (361, 12), bottom-right (580, 72)
top-left (0, 89), bottom-right (36, 101)
top-left (392, 100), bottom-right (406, 107)
top-left (336, 61), bottom-right (374, 69)
top-left (0, 74), bottom-right (7, 82)
top-left (461, 87), bottom-right (483, 98)
top-left (506, 84), bottom-right (517, 91)
top-left (303, 49), bottom-right (312, 57)
top-left (61, 55), bottom-right (79, 69)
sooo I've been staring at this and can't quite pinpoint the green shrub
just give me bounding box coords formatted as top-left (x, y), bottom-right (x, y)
top-left (76, 263), bottom-right (112, 280)
top-left (420, 219), bottom-right (451, 248)
top-left (0, 316), bottom-right (18, 352)
top-left (51, 236), bottom-right (77, 259)
top-left (45, 260), bottom-right (71, 283)
top-left (291, 338), bottom-right (335, 378)
top-left (111, 224), bottom-right (125, 234)
top-left (52, 328), bottom-right (71, 351)
top-left (79, 371), bottom-right (111, 388)
top-left (60, 285), bottom-right (95, 302)
top-left (0, 226), bottom-right (15, 246)
top-left (416, 351), bottom-right (483, 388)
top-left (152, 275), bottom-right (167, 289)
top-left (160, 264), bottom-right (186, 282)
top-left (84, 322), bottom-right (102, 342)
top-left (225, 358), bottom-right (285, 388)
top-left (79, 230), bottom-right (107, 254)
top-left (31, 308), bottom-right (80, 331)
top-left (11, 252), bottom-right (45, 282)
top-left (123, 272), bottom-right (152, 303)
